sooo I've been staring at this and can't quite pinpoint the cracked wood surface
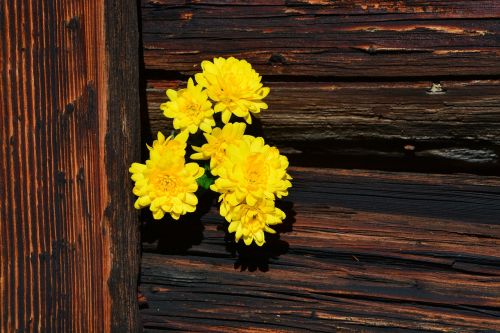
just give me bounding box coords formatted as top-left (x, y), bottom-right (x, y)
top-left (140, 167), bottom-right (500, 332)
top-left (139, 2), bottom-right (500, 331)
top-left (141, 1), bottom-right (500, 173)
top-left (0, 1), bottom-right (141, 332)
top-left (146, 79), bottom-right (500, 173)
top-left (141, 0), bottom-right (500, 77)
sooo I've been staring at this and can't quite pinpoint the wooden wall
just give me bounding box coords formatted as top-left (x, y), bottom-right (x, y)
top-left (140, 168), bottom-right (500, 332)
top-left (138, 1), bottom-right (500, 332)
top-left (1, 1), bottom-right (141, 332)
top-left (141, 0), bottom-right (500, 174)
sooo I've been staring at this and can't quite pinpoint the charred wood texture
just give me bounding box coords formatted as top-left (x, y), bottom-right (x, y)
top-left (0, 0), bottom-right (141, 332)
top-left (139, 2), bottom-right (500, 331)
top-left (141, 0), bottom-right (500, 173)
top-left (146, 79), bottom-right (500, 173)
top-left (140, 167), bottom-right (500, 332)
top-left (141, 0), bottom-right (500, 77)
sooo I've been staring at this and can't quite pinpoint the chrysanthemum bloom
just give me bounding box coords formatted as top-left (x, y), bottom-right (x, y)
top-left (222, 199), bottom-right (285, 246)
top-left (129, 142), bottom-right (204, 220)
top-left (147, 130), bottom-right (188, 163)
top-left (210, 135), bottom-right (292, 207)
top-left (161, 78), bottom-right (216, 134)
top-left (195, 57), bottom-right (270, 124)
top-left (191, 122), bottom-right (247, 176)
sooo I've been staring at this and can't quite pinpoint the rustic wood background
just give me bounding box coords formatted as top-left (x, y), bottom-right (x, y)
top-left (141, 168), bottom-right (500, 332)
top-left (142, 0), bottom-right (500, 174)
top-left (1, 0), bottom-right (141, 332)
top-left (139, 1), bottom-right (500, 332)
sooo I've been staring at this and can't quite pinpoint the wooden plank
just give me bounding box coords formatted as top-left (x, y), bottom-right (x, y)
top-left (145, 79), bottom-right (500, 173)
top-left (141, 0), bottom-right (500, 77)
top-left (140, 167), bottom-right (500, 332)
top-left (0, 0), bottom-right (140, 332)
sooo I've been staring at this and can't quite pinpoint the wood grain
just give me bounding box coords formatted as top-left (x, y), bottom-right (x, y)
top-left (0, 0), bottom-right (140, 332)
top-left (146, 79), bottom-right (500, 173)
top-left (141, 0), bottom-right (500, 77)
top-left (140, 167), bottom-right (500, 332)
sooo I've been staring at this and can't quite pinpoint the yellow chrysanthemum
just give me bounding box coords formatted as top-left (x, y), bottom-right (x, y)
top-left (210, 136), bottom-right (292, 207)
top-left (190, 122), bottom-right (246, 176)
top-left (195, 57), bottom-right (270, 124)
top-left (222, 199), bottom-right (285, 246)
top-left (129, 138), bottom-right (204, 220)
top-left (147, 130), bottom-right (188, 163)
top-left (161, 78), bottom-right (215, 134)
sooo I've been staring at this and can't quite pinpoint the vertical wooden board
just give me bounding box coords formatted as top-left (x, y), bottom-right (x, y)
top-left (0, 0), bottom-right (140, 332)
top-left (104, 0), bottom-right (142, 331)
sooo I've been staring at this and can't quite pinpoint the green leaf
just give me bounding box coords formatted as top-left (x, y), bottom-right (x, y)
top-left (197, 163), bottom-right (215, 190)
top-left (197, 173), bottom-right (214, 190)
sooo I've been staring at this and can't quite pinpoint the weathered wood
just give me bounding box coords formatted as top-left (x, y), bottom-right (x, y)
top-left (141, 0), bottom-right (500, 77)
top-left (0, 1), bottom-right (140, 332)
top-left (146, 79), bottom-right (500, 173)
top-left (140, 167), bottom-right (500, 332)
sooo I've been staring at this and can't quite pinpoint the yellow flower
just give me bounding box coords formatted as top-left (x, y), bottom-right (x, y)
top-left (190, 122), bottom-right (246, 176)
top-left (129, 137), bottom-right (204, 220)
top-left (222, 199), bottom-right (285, 246)
top-left (195, 57), bottom-right (270, 124)
top-left (210, 136), bottom-right (292, 207)
top-left (161, 78), bottom-right (215, 134)
top-left (147, 130), bottom-right (188, 162)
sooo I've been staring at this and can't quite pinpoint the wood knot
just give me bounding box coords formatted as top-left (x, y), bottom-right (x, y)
top-left (65, 17), bottom-right (79, 31)
top-left (366, 45), bottom-right (377, 55)
top-left (426, 82), bottom-right (446, 95)
top-left (65, 103), bottom-right (75, 114)
top-left (269, 53), bottom-right (287, 65)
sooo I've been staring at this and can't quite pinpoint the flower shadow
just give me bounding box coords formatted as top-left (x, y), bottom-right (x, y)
top-left (223, 200), bottom-right (296, 272)
top-left (141, 193), bottom-right (296, 272)
top-left (141, 190), bottom-right (216, 254)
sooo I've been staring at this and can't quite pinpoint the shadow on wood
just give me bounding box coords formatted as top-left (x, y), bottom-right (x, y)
top-left (141, 190), bottom-right (216, 254)
top-left (140, 167), bottom-right (500, 332)
top-left (224, 201), bottom-right (296, 273)
top-left (141, 193), bottom-right (296, 273)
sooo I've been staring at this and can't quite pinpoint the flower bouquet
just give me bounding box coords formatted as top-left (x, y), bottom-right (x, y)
top-left (130, 57), bottom-right (292, 246)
